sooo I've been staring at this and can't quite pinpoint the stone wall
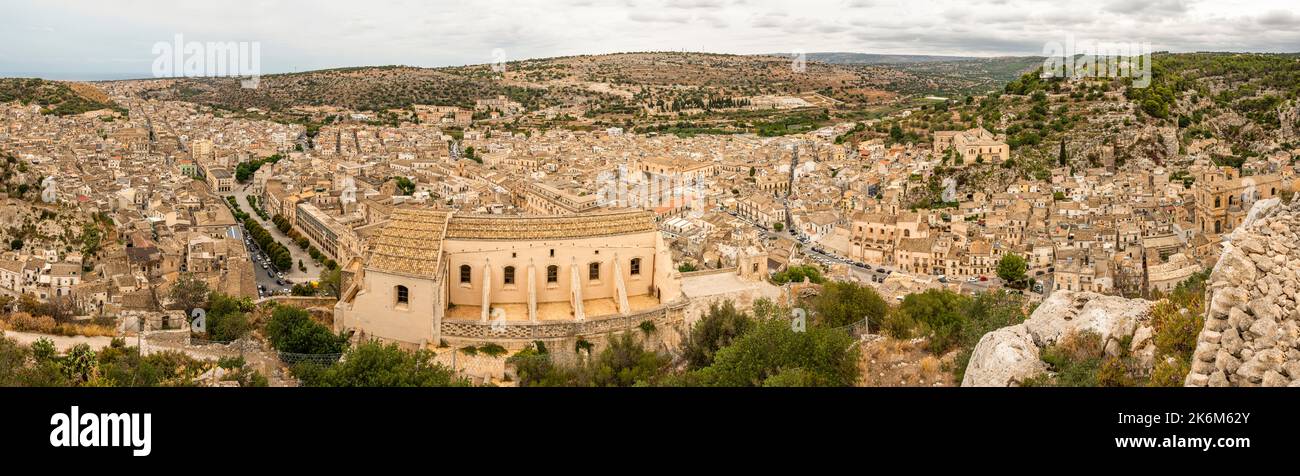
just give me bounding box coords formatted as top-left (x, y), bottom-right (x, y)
top-left (1186, 198), bottom-right (1300, 387)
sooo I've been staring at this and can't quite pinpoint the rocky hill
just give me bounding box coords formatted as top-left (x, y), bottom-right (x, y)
top-left (963, 196), bottom-right (1300, 387)
top-left (860, 52), bottom-right (1300, 207)
top-left (961, 291), bottom-right (1156, 387)
top-left (0, 78), bottom-right (121, 116)
top-left (136, 52), bottom-right (904, 113)
top-left (1186, 197), bottom-right (1300, 387)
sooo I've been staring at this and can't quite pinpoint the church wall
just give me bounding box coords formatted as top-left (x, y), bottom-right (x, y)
top-left (339, 269), bottom-right (441, 346)
top-left (441, 232), bottom-right (660, 308)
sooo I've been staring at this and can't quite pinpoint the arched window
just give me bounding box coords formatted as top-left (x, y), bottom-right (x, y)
top-left (1214, 196), bottom-right (1221, 208)
top-left (395, 285), bottom-right (409, 305)
top-left (589, 262), bottom-right (600, 280)
top-left (459, 264), bottom-right (471, 284)
top-left (630, 258), bottom-right (642, 275)
top-left (547, 265), bottom-right (558, 283)
top-left (503, 266), bottom-right (515, 285)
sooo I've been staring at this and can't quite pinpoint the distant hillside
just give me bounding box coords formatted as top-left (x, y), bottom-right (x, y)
top-left (1000, 52), bottom-right (1300, 163)
top-left (800, 52), bottom-right (978, 64)
top-left (878, 57), bottom-right (1045, 96)
top-left (145, 66), bottom-right (512, 112)
top-left (849, 52), bottom-right (1300, 207)
top-left (0, 78), bottom-right (121, 116)
top-left (139, 52), bottom-right (910, 114)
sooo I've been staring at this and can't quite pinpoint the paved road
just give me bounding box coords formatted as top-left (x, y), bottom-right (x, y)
top-left (230, 185), bottom-right (323, 281)
top-left (4, 330), bottom-right (116, 352)
top-left (725, 209), bottom-right (1049, 297)
top-left (226, 185), bottom-right (323, 298)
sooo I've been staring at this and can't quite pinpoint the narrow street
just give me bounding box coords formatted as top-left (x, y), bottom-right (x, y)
top-left (228, 185), bottom-right (323, 286)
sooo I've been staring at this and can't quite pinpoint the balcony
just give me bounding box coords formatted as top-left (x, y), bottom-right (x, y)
top-left (440, 298), bottom-right (683, 340)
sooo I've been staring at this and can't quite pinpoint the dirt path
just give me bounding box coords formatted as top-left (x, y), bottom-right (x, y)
top-left (3, 330), bottom-right (117, 352)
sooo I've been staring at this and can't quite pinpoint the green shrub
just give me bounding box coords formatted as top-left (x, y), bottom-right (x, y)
top-left (682, 300), bottom-right (754, 370)
top-left (1151, 300), bottom-right (1202, 363)
top-left (295, 341), bottom-right (464, 387)
top-left (265, 305), bottom-right (348, 354)
top-left (693, 318), bottom-right (859, 387)
top-left (881, 311), bottom-right (915, 339)
top-left (770, 265), bottom-right (824, 285)
top-left (810, 280), bottom-right (889, 329)
top-left (1148, 358), bottom-right (1191, 387)
top-left (574, 338), bottom-right (593, 355)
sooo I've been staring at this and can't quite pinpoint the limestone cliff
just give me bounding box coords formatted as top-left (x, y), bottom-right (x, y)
top-left (962, 291), bottom-right (1156, 387)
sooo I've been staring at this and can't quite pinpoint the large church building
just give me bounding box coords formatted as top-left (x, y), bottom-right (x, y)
top-left (334, 209), bottom-right (684, 348)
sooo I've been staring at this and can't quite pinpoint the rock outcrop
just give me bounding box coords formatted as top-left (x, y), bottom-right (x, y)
top-left (1186, 198), bottom-right (1300, 387)
top-left (962, 291), bottom-right (1155, 387)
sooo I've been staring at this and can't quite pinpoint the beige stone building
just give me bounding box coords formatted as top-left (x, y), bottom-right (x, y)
top-left (335, 210), bottom-right (684, 348)
top-left (1193, 165), bottom-right (1287, 236)
top-left (933, 127), bottom-right (1010, 166)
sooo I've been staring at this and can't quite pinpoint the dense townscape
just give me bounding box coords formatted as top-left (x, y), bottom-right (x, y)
top-left (1, 50), bottom-right (1299, 388)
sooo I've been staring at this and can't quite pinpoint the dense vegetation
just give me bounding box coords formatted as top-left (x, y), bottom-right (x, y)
top-left (509, 292), bottom-right (863, 387)
top-left (769, 264), bottom-right (825, 284)
top-left (265, 305), bottom-right (349, 355)
top-left (0, 334), bottom-right (265, 387)
top-left (292, 341), bottom-right (465, 387)
top-left (235, 154), bottom-right (283, 182)
top-left (242, 217), bottom-right (292, 271)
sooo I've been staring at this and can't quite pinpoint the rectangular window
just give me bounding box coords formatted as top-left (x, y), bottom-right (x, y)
top-left (589, 262), bottom-right (600, 280)
top-left (547, 265), bottom-right (558, 284)
top-left (630, 258), bottom-right (641, 276)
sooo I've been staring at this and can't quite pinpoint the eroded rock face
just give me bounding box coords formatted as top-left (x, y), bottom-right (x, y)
top-left (961, 324), bottom-right (1045, 387)
top-left (1024, 292), bottom-right (1154, 348)
top-left (1187, 198), bottom-right (1300, 387)
top-left (962, 291), bottom-right (1155, 387)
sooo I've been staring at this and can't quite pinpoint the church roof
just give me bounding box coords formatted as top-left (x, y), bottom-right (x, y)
top-left (367, 209), bottom-right (657, 276)
top-left (368, 209), bottom-right (450, 277)
top-left (445, 210), bottom-right (656, 241)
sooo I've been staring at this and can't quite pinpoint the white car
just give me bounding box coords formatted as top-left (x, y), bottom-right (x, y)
top-left (967, 277), bottom-right (979, 283)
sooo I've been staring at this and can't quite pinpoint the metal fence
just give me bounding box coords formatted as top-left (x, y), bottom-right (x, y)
top-left (832, 317), bottom-right (872, 339)
top-left (277, 351), bottom-right (343, 366)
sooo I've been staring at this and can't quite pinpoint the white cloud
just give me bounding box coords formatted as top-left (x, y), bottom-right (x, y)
top-left (0, 0), bottom-right (1296, 76)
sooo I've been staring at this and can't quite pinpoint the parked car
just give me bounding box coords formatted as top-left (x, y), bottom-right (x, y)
top-left (967, 277), bottom-right (979, 283)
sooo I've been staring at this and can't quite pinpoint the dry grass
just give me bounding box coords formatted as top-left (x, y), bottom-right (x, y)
top-left (859, 336), bottom-right (957, 387)
top-left (0, 312), bottom-right (118, 337)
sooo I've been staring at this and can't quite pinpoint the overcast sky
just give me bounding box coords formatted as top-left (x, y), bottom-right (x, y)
top-left (1, 0), bottom-right (1297, 78)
